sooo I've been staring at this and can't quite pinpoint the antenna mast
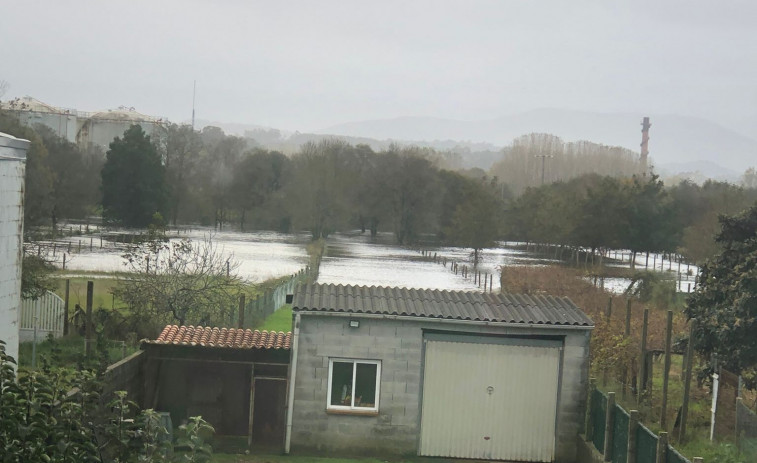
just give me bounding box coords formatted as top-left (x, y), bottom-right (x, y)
top-left (192, 80), bottom-right (196, 130)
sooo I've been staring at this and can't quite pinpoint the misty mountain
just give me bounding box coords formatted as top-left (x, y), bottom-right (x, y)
top-left (320, 109), bottom-right (757, 174)
top-left (192, 118), bottom-right (502, 170)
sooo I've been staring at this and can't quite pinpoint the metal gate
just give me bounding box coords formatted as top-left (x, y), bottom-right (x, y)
top-left (419, 339), bottom-right (560, 462)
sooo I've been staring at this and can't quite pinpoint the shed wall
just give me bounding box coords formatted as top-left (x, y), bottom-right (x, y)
top-left (290, 314), bottom-right (590, 462)
top-left (0, 135), bottom-right (28, 365)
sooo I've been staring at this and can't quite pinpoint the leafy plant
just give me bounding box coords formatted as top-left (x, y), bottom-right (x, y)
top-left (2, 339), bottom-right (216, 462)
top-left (175, 416), bottom-right (215, 463)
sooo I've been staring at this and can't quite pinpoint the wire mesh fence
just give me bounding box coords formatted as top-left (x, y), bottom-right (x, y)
top-left (736, 398), bottom-right (757, 459)
top-left (238, 262), bottom-right (318, 330)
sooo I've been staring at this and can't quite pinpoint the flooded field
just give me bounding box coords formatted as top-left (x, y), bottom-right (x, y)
top-left (46, 226), bottom-right (697, 294)
top-left (52, 228), bottom-right (311, 282)
top-left (316, 232), bottom-right (477, 291)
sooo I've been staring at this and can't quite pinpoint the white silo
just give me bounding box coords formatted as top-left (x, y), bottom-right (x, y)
top-left (0, 132), bottom-right (29, 365)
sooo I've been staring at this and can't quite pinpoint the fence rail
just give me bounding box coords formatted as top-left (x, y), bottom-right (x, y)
top-left (20, 291), bottom-right (65, 342)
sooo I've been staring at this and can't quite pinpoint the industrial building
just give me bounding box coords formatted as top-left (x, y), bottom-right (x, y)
top-left (0, 96), bottom-right (166, 150)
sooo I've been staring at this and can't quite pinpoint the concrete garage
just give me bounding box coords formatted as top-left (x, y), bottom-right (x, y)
top-left (286, 284), bottom-right (593, 463)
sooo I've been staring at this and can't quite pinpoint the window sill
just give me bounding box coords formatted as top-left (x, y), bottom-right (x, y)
top-left (326, 408), bottom-right (379, 417)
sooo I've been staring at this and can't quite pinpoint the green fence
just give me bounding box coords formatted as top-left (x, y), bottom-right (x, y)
top-left (637, 424), bottom-right (659, 463)
top-left (588, 388), bottom-right (692, 463)
top-left (612, 406), bottom-right (629, 463)
top-left (592, 388), bottom-right (607, 452)
top-left (666, 445), bottom-right (689, 463)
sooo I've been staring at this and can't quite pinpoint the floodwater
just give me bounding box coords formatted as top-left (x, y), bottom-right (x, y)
top-left (51, 228), bottom-right (311, 283)
top-left (316, 233), bottom-right (559, 292)
top-left (47, 226), bottom-right (698, 293)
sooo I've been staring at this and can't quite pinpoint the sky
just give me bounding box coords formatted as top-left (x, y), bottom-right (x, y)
top-left (1, 0), bottom-right (756, 133)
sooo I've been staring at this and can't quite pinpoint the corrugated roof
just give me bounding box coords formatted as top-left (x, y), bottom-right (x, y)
top-left (292, 284), bottom-right (593, 327)
top-left (146, 325), bottom-right (292, 350)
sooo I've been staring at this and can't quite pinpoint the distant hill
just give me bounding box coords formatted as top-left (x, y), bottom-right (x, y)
top-left (320, 109), bottom-right (757, 174)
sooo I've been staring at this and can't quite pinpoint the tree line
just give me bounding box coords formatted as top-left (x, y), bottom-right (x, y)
top-left (4, 107), bottom-right (756, 265)
top-left (98, 125), bottom-right (505, 254)
top-left (504, 173), bottom-right (757, 264)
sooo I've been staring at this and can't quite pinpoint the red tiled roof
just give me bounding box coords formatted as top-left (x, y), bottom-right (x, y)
top-left (147, 325), bottom-right (292, 350)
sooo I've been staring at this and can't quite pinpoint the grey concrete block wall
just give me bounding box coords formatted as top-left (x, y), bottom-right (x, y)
top-left (103, 350), bottom-right (146, 405)
top-left (290, 314), bottom-right (591, 462)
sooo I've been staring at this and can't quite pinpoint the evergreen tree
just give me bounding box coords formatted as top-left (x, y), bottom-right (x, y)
top-left (686, 204), bottom-right (757, 376)
top-left (101, 125), bottom-right (167, 227)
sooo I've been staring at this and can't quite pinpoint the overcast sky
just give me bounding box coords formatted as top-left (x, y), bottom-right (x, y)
top-left (2, 0), bottom-right (756, 132)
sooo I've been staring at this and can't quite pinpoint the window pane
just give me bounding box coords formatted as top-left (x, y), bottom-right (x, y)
top-left (354, 363), bottom-right (378, 408)
top-left (330, 362), bottom-right (353, 407)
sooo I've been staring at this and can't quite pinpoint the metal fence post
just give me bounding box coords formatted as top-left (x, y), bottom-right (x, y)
top-left (604, 392), bottom-right (616, 461)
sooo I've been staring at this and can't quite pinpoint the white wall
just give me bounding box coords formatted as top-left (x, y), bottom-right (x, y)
top-left (0, 132), bottom-right (29, 365)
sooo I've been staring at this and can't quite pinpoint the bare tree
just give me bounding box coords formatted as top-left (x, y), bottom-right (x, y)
top-left (115, 236), bottom-right (245, 328)
top-left (0, 80), bottom-right (8, 99)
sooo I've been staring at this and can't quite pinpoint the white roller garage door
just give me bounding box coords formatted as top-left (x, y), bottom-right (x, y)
top-left (419, 339), bottom-right (561, 462)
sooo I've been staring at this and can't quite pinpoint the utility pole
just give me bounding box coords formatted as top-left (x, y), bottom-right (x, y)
top-left (534, 154), bottom-right (553, 185)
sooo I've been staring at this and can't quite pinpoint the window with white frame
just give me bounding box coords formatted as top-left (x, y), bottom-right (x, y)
top-left (327, 359), bottom-right (381, 412)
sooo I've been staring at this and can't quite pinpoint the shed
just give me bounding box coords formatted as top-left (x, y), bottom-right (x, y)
top-left (286, 283), bottom-right (593, 463)
top-left (141, 325), bottom-right (291, 448)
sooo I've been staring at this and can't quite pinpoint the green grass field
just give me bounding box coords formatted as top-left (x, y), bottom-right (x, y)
top-left (54, 276), bottom-right (123, 310)
top-left (259, 306), bottom-right (293, 332)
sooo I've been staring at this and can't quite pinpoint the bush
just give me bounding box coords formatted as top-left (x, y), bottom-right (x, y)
top-left (0, 340), bottom-right (215, 462)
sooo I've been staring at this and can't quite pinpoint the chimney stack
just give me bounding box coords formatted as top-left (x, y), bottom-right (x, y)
top-left (640, 117), bottom-right (651, 176)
